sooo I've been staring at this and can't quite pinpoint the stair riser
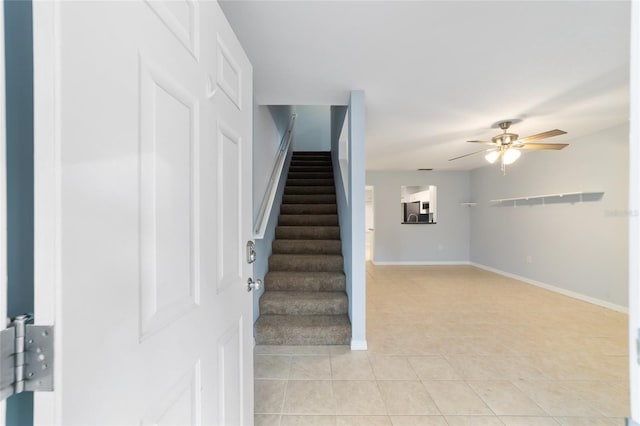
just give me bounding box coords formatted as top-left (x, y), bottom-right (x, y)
top-left (272, 239), bottom-right (342, 254)
top-left (264, 273), bottom-right (346, 292)
top-left (286, 179), bottom-right (334, 186)
top-left (254, 325), bottom-right (350, 345)
top-left (282, 194), bottom-right (336, 204)
top-left (280, 204), bottom-right (337, 214)
top-left (275, 226), bottom-right (340, 240)
top-left (288, 172), bottom-right (334, 179)
top-left (289, 168), bottom-right (333, 175)
top-left (292, 151), bottom-right (330, 156)
top-left (290, 160), bottom-right (333, 166)
top-left (269, 256), bottom-right (344, 272)
top-left (260, 298), bottom-right (348, 316)
top-left (278, 215), bottom-right (339, 226)
top-left (284, 186), bottom-right (335, 195)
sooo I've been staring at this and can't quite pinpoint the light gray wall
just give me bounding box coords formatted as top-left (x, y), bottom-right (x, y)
top-left (629, 0), bottom-right (640, 416)
top-left (252, 104), bottom-right (294, 322)
top-left (294, 105), bottom-right (330, 151)
top-left (253, 105), bottom-right (293, 224)
top-left (470, 123), bottom-right (629, 308)
top-left (366, 171), bottom-right (471, 263)
top-left (332, 92), bottom-right (366, 349)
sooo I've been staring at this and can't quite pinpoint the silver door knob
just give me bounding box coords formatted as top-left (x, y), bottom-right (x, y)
top-left (247, 278), bottom-right (262, 292)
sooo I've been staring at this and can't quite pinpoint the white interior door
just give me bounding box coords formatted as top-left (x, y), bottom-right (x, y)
top-left (32, 1), bottom-right (254, 424)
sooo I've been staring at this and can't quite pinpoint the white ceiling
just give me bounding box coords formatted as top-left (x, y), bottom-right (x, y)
top-left (219, 0), bottom-right (631, 171)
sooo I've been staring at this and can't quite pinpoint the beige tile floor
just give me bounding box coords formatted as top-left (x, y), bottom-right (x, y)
top-left (254, 264), bottom-right (629, 426)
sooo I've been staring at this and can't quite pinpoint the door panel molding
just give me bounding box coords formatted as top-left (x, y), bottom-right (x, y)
top-left (217, 317), bottom-right (244, 426)
top-left (216, 35), bottom-right (242, 110)
top-left (216, 121), bottom-right (243, 294)
top-left (139, 54), bottom-right (201, 341)
top-left (141, 360), bottom-right (202, 426)
top-left (145, 0), bottom-right (200, 61)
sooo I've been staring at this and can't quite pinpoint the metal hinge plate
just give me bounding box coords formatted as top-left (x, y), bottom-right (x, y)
top-left (0, 316), bottom-right (54, 402)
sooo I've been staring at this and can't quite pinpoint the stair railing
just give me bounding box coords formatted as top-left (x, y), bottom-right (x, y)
top-left (254, 113), bottom-right (297, 239)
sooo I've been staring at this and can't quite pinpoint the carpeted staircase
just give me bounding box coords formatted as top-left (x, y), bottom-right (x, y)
top-left (254, 151), bottom-right (351, 345)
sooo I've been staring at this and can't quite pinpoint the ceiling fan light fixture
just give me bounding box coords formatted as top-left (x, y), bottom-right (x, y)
top-left (502, 148), bottom-right (521, 165)
top-left (449, 121), bottom-right (568, 176)
top-left (485, 150), bottom-right (500, 164)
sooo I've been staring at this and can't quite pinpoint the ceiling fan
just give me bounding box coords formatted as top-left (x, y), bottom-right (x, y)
top-left (449, 120), bottom-right (568, 175)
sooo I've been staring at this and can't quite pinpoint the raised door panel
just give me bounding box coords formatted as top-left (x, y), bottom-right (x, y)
top-left (217, 320), bottom-right (244, 425)
top-left (216, 123), bottom-right (242, 295)
top-left (139, 56), bottom-right (201, 340)
top-left (216, 36), bottom-right (242, 109)
top-left (145, 0), bottom-right (200, 60)
top-left (142, 361), bottom-right (202, 426)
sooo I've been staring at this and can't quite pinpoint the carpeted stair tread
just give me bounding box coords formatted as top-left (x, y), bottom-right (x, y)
top-left (290, 159), bottom-right (331, 164)
top-left (290, 162), bottom-right (331, 167)
top-left (264, 271), bottom-right (346, 292)
top-left (272, 239), bottom-right (341, 254)
top-left (282, 194), bottom-right (336, 204)
top-left (291, 157), bottom-right (330, 161)
top-left (290, 163), bottom-right (332, 168)
top-left (280, 204), bottom-right (337, 214)
top-left (278, 214), bottom-right (338, 226)
top-left (269, 254), bottom-right (344, 272)
top-left (290, 160), bottom-right (332, 166)
top-left (284, 186), bottom-right (335, 195)
top-left (275, 226), bottom-right (340, 240)
top-left (292, 151), bottom-right (330, 155)
top-left (255, 150), bottom-right (351, 346)
top-left (289, 167), bottom-right (333, 174)
top-left (293, 151), bottom-right (331, 160)
top-left (260, 291), bottom-right (348, 315)
top-left (254, 314), bottom-right (351, 345)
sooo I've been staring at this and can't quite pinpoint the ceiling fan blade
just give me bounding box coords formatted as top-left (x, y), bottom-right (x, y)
top-left (466, 140), bottom-right (495, 145)
top-left (515, 143), bottom-right (569, 150)
top-left (449, 148), bottom-right (495, 161)
top-left (517, 129), bottom-right (567, 144)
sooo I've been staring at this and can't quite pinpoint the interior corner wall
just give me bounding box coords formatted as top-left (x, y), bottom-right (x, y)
top-left (470, 123), bottom-right (629, 308)
top-left (293, 105), bottom-right (331, 151)
top-left (366, 171), bottom-right (471, 264)
top-left (252, 104), bottom-right (294, 323)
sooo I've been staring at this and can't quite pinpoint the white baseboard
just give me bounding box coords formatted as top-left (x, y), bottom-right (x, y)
top-left (470, 262), bottom-right (629, 314)
top-left (350, 339), bottom-right (368, 351)
top-left (372, 260), bottom-right (471, 266)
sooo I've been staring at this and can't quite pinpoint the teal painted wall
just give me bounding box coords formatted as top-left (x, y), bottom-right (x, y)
top-left (4, 0), bottom-right (34, 424)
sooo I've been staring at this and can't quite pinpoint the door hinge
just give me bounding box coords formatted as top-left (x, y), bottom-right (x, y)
top-left (0, 314), bottom-right (54, 401)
